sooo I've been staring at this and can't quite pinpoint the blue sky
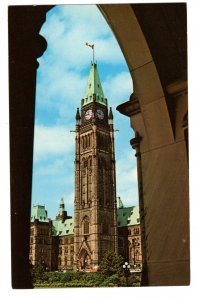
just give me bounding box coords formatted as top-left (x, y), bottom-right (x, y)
top-left (31, 4), bottom-right (138, 219)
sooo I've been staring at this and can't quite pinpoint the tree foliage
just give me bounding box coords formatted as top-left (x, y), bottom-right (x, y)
top-left (98, 251), bottom-right (124, 276)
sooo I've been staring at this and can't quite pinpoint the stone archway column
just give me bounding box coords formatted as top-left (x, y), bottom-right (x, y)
top-left (9, 5), bottom-right (53, 288)
top-left (100, 3), bottom-right (189, 286)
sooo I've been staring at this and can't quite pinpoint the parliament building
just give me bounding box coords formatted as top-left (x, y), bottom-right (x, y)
top-left (29, 62), bottom-right (142, 272)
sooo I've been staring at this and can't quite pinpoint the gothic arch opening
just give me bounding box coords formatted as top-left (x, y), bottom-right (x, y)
top-left (30, 3), bottom-right (139, 274)
top-left (78, 249), bottom-right (91, 270)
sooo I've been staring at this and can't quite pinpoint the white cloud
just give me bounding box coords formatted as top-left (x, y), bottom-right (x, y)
top-left (33, 125), bottom-right (75, 162)
top-left (39, 4), bottom-right (126, 72)
top-left (35, 5), bottom-right (131, 126)
top-left (36, 69), bottom-right (87, 112)
top-left (103, 71), bottom-right (133, 106)
top-left (116, 151), bottom-right (139, 206)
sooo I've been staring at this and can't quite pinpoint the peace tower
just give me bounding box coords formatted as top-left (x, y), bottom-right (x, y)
top-left (74, 62), bottom-right (118, 270)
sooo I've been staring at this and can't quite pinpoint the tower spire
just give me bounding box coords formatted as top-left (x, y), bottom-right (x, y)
top-left (82, 62), bottom-right (107, 107)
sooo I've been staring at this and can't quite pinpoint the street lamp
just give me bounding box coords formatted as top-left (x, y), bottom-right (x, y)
top-left (123, 262), bottom-right (131, 286)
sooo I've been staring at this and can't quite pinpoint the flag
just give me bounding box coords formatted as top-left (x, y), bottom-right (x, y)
top-left (85, 42), bottom-right (94, 49)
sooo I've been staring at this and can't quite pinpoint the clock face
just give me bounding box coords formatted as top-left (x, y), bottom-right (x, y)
top-left (96, 109), bottom-right (104, 120)
top-left (85, 109), bottom-right (93, 120)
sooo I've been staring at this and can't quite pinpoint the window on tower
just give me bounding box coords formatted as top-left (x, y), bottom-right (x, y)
top-left (83, 217), bottom-right (89, 235)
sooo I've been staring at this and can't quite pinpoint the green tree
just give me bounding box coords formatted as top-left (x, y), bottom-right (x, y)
top-left (99, 251), bottom-right (124, 276)
top-left (31, 263), bottom-right (46, 283)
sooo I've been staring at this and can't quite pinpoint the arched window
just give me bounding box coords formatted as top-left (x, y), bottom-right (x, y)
top-left (83, 217), bottom-right (89, 235)
top-left (85, 135), bottom-right (87, 149)
top-left (87, 134), bottom-right (90, 148)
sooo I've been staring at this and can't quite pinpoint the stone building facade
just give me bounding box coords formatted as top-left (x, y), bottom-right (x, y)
top-left (29, 198), bottom-right (142, 272)
top-left (29, 205), bottom-right (52, 270)
top-left (117, 197), bottom-right (142, 271)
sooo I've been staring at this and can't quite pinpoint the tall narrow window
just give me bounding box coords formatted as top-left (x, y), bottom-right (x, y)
top-left (83, 217), bottom-right (89, 235)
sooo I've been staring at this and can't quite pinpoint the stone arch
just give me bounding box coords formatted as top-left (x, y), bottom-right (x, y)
top-left (78, 248), bottom-right (91, 270)
top-left (99, 4), bottom-right (174, 150)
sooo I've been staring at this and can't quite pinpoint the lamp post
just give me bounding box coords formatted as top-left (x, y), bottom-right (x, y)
top-left (123, 262), bottom-right (130, 286)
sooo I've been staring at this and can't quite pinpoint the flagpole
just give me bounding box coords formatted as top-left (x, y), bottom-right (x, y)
top-left (85, 43), bottom-right (95, 63)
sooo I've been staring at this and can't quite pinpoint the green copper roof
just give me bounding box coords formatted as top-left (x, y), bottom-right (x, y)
top-left (117, 205), bottom-right (140, 227)
top-left (82, 63), bottom-right (107, 107)
top-left (31, 205), bottom-right (49, 223)
top-left (52, 218), bottom-right (74, 236)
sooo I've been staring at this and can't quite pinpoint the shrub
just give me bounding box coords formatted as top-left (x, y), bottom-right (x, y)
top-left (99, 251), bottom-right (124, 276)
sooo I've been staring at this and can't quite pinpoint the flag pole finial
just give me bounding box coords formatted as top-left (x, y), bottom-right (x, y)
top-left (85, 42), bottom-right (95, 63)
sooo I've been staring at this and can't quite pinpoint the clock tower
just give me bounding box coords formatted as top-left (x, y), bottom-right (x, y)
top-left (74, 62), bottom-right (118, 270)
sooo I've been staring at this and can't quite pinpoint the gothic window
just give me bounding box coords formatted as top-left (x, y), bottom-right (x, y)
top-left (65, 246), bottom-right (68, 253)
top-left (83, 136), bottom-right (85, 149)
top-left (83, 216), bottom-right (89, 235)
top-left (87, 135), bottom-right (90, 148)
